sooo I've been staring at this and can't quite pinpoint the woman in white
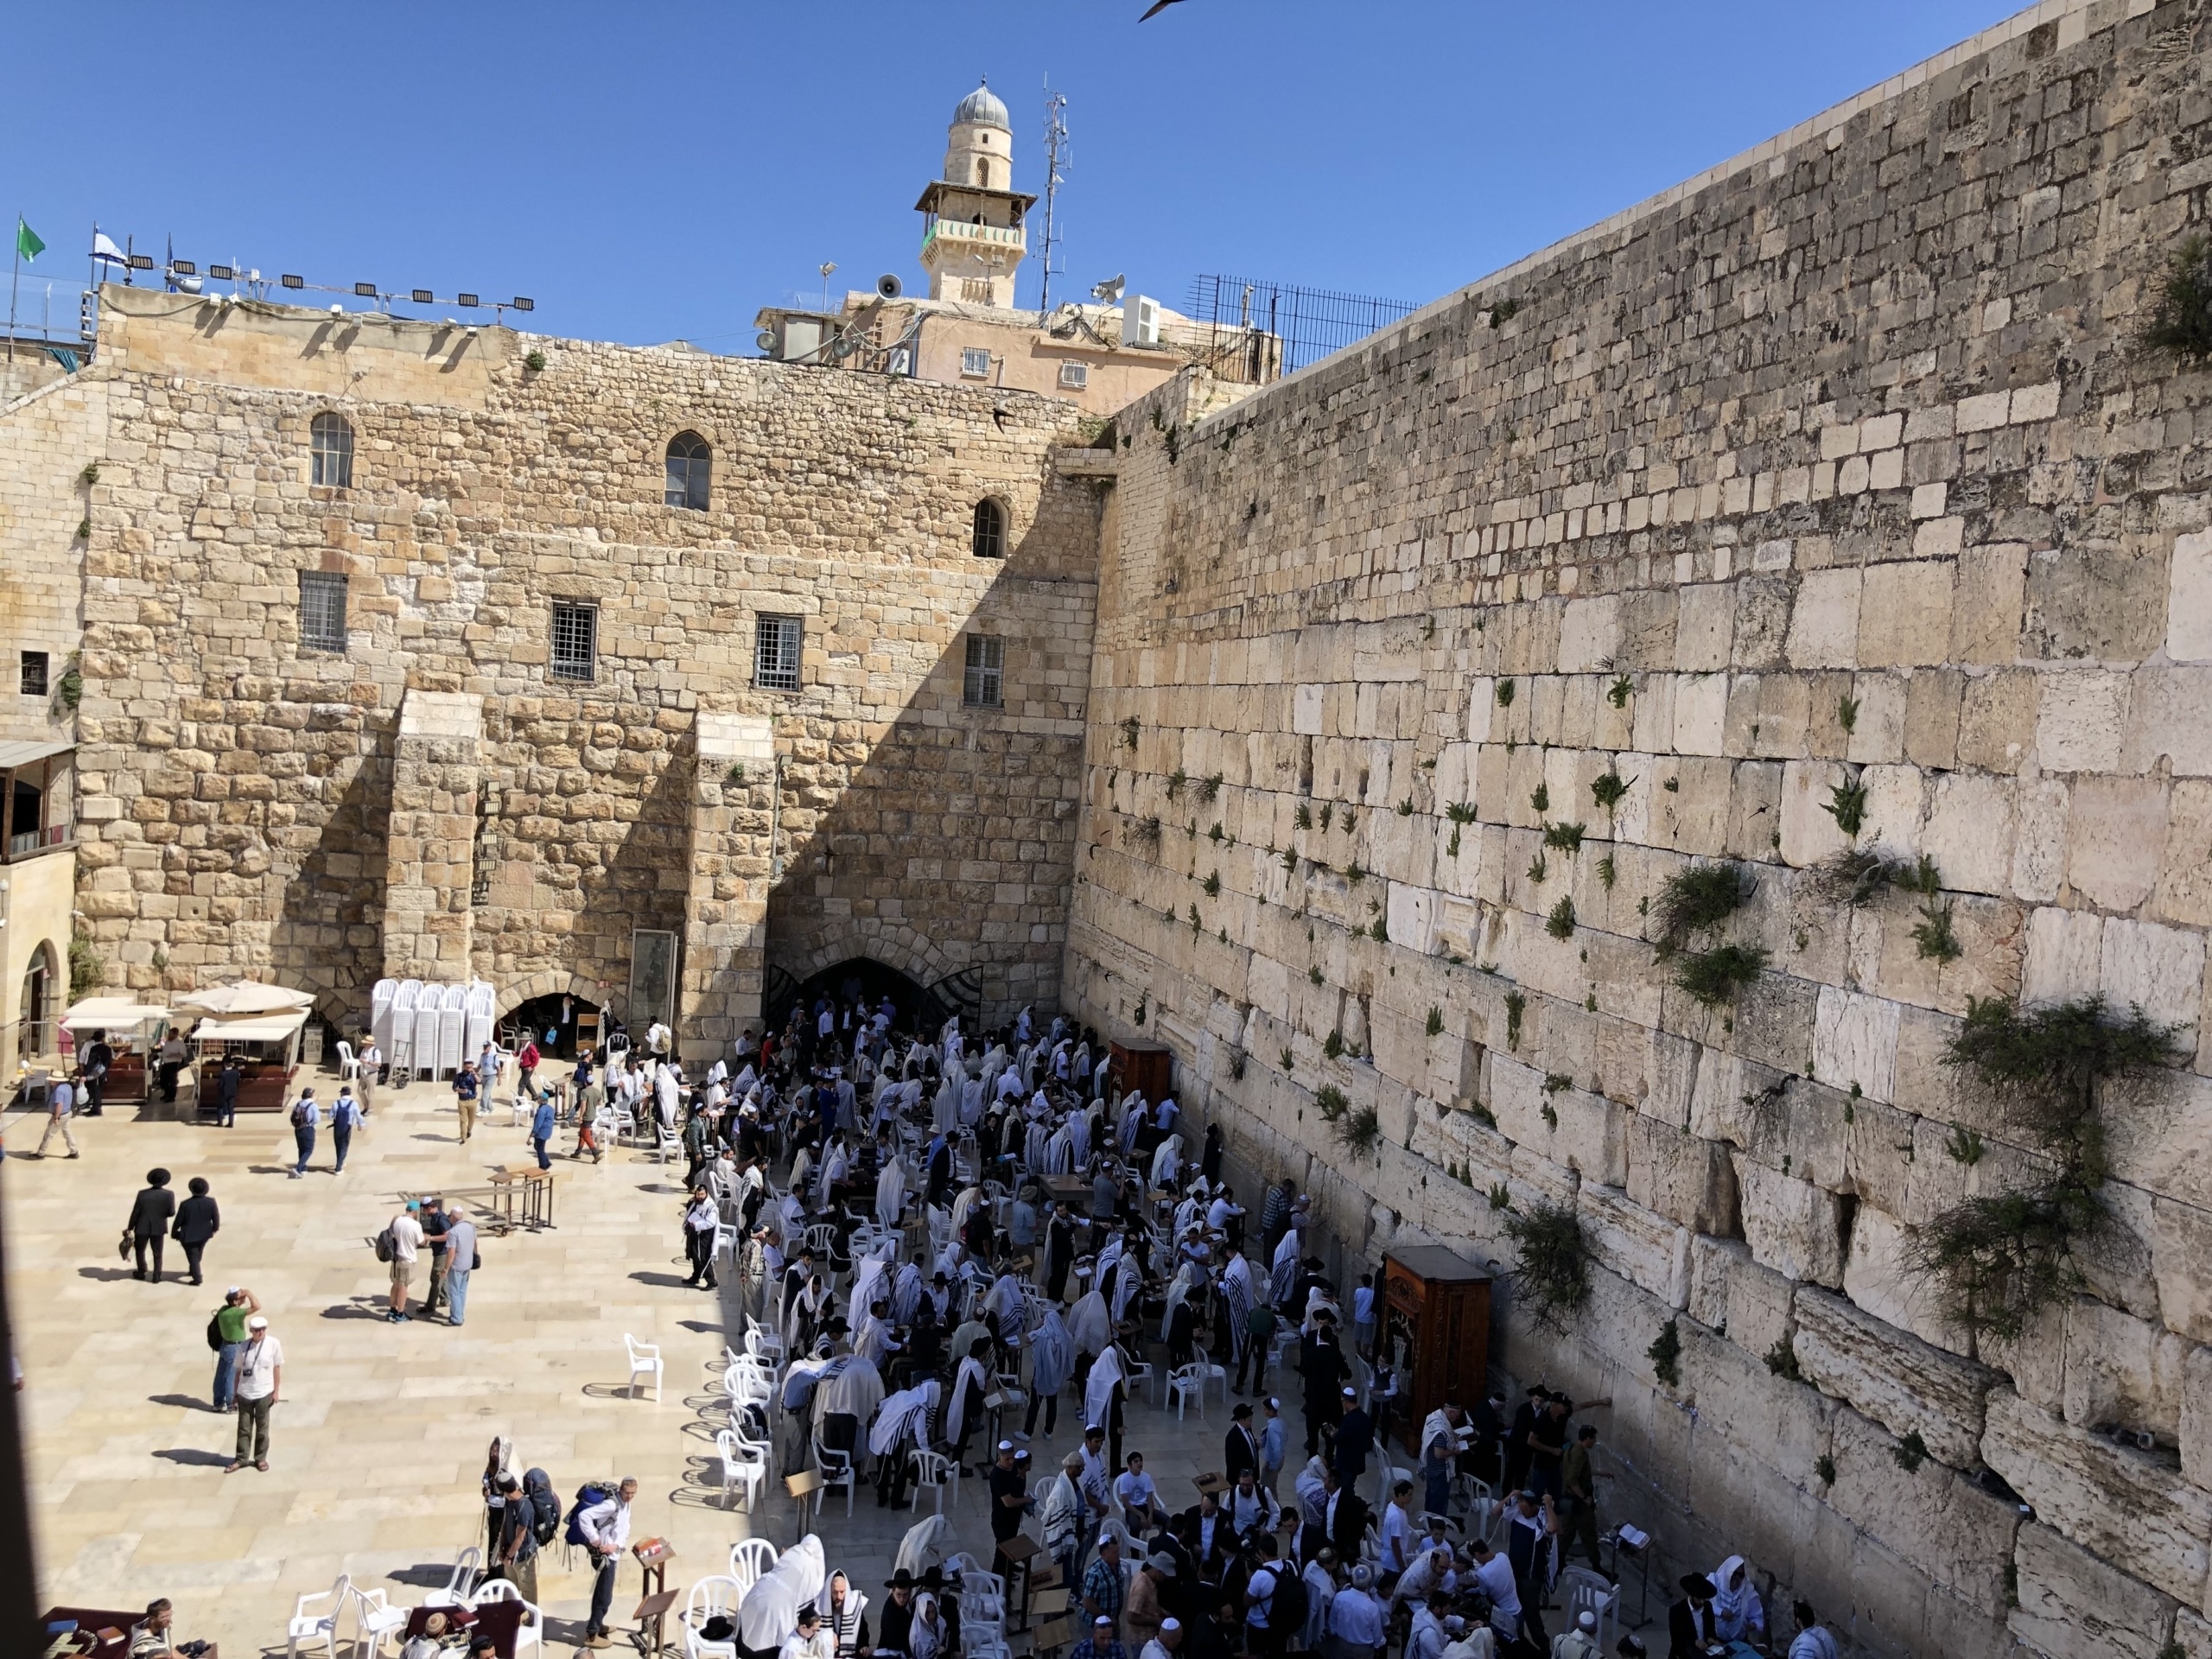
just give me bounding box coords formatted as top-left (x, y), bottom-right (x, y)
top-left (1710, 1555), bottom-right (1766, 1643)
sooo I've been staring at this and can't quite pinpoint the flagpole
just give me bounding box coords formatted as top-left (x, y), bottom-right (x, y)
top-left (7, 216), bottom-right (18, 364)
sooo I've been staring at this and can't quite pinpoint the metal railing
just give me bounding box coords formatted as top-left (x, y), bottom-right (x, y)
top-left (922, 220), bottom-right (1026, 256)
top-left (1186, 274), bottom-right (1418, 378)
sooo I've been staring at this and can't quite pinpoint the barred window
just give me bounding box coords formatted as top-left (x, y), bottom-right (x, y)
top-left (754, 613), bottom-right (803, 692)
top-left (972, 497), bottom-right (1006, 559)
top-left (299, 571), bottom-right (348, 652)
top-left (963, 634), bottom-right (1003, 708)
top-left (550, 601), bottom-right (598, 683)
top-left (19, 651), bottom-right (48, 696)
top-left (960, 347), bottom-right (991, 378)
top-left (1058, 360), bottom-right (1090, 390)
top-left (665, 430), bottom-right (711, 511)
top-left (310, 411), bottom-right (353, 488)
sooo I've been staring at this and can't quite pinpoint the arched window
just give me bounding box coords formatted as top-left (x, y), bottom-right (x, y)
top-left (972, 498), bottom-right (1007, 559)
top-left (665, 430), bottom-right (711, 511)
top-left (310, 411), bottom-right (353, 488)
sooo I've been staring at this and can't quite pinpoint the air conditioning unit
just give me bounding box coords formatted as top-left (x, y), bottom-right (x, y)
top-left (1129, 295), bottom-right (1162, 347)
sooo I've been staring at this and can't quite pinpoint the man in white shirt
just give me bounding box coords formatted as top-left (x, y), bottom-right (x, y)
top-left (225, 1313), bottom-right (282, 1471)
top-left (1467, 1541), bottom-right (1520, 1644)
top-left (781, 1605), bottom-right (834, 1659)
top-left (576, 1476), bottom-right (638, 1647)
top-left (1376, 1479), bottom-right (1415, 1579)
top-left (385, 1201), bottom-right (426, 1323)
top-left (1116, 1452), bottom-right (1161, 1532)
top-left (1227, 1469), bottom-right (1279, 1535)
top-left (1138, 1615), bottom-right (1182, 1659)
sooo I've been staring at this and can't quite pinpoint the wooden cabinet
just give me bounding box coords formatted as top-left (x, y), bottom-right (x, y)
top-left (1107, 1040), bottom-right (1173, 1104)
top-left (1381, 1246), bottom-right (1492, 1454)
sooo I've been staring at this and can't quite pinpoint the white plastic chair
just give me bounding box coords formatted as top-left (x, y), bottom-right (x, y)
top-left (716, 1426), bottom-right (769, 1512)
top-left (1561, 1567), bottom-right (1620, 1651)
top-left (1192, 1343), bottom-right (1229, 1405)
top-left (658, 1122), bottom-right (683, 1164)
top-left (911, 1447), bottom-right (960, 1514)
top-left (335, 1040), bottom-right (362, 1086)
top-left (423, 1545), bottom-right (481, 1610)
top-left (286, 1573), bottom-right (351, 1659)
top-left (470, 1580), bottom-right (543, 1655)
top-left (626, 1333), bottom-right (664, 1402)
top-left (1121, 1351), bottom-right (1155, 1407)
top-left (1166, 1363), bottom-right (1207, 1421)
top-left (812, 1433), bottom-right (856, 1518)
top-left (683, 1573), bottom-right (745, 1659)
top-left (348, 1584), bottom-right (410, 1655)
top-left (730, 1536), bottom-right (780, 1593)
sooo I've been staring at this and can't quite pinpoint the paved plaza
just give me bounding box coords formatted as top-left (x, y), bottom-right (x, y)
top-left (5, 1074), bottom-right (1294, 1656)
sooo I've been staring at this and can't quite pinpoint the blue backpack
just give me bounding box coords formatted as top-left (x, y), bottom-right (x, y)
top-left (563, 1481), bottom-right (613, 1547)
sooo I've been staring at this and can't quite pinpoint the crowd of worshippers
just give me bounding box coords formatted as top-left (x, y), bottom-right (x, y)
top-left (648, 988), bottom-right (1842, 1659)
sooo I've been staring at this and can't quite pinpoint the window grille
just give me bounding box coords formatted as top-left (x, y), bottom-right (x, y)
top-left (754, 613), bottom-right (803, 691)
top-left (963, 634), bottom-right (1004, 707)
top-left (960, 347), bottom-right (991, 378)
top-left (299, 571), bottom-right (349, 652)
top-left (310, 411), bottom-right (354, 487)
top-left (18, 651), bottom-right (48, 696)
top-left (550, 601), bottom-right (598, 683)
top-left (1058, 360), bottom-right (1090, 389)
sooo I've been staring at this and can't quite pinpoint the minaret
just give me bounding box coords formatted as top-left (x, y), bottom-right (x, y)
top-left (916, 80), bottom-right (1034, 308)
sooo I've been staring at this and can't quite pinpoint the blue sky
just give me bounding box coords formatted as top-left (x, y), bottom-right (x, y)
top-left (3, 1), bottom-right (2021, 352)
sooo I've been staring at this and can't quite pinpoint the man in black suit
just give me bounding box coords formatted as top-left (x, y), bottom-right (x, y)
top-left (1669, 1573), bottom-right (1720, 1658)
top-left (1224, 1402), bottom-right (1261, 1484)
top-left (1297, 1320), bottom-right (1350, 1453)
top-left (1320, 1466), bottom-right (1368, 1559)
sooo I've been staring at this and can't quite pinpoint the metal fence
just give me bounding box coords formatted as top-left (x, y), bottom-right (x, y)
top-left (1185, 274), bottom-right (1419, 379)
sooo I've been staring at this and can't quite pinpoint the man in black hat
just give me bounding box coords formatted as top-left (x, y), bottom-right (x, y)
top-left (1224, 1402), bottom-right (1260, 1484)
top-left (879, 1569), bottom-right (918, 1656)
top-left (1669, 1573), bottom-right (1719, 1657)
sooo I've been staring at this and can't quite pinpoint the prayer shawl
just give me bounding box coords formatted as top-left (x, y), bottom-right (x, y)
top-left (933, 1076), bottom-right (961, 1135)
top-left (950, 1185), bottom-right (984, 1236)
top-left (1044, 1123), bottom-right (1074, 1174)
top-left (1073, 1043), bottom-right (1092, 1090)
top-left (1119, 1098), bottom-right (1146, 1154)
top-left (1711, 1556), bottom-right (1764, 1641)
top-left (1096, 1234), bottom-right (1126, 1286)
top-left (1269, 1229), bottom-right (1302, 1307)
top-left (1294, 1456), bottom-right (1329, 1522)
top-left (1029, 1307), bottom-right (1075, 1398)
top-left (876, 1157), bottom-right (910, 1230)
top-left (786, 1280), bottom-right (830, 1351)
top-left (983, 1273), bottom-right (1024, 1330)
top-left (1148, 1135), bottom-right (1183, 1189)
top-left (1788, 1630), bottom-right (1840, 1659)
top-left (817, 1353), bottom-right (886, 1429)
top-left (870, 1379), bottom-right (941, 1456)
top-left (1068, 1289), bottom-right (1112, 1357)
top-left (1161, 1263), bottom-right (1198, 1340)
top-left (1042, 1469), bottom-right (1085, 1554)
top-left (817, 1144), bottom-right (849, 1206)
top-left (891, 1262), bottom-right (925, 1325)
top-left (1022, 1118), bottom-right (1051, 1174)
top-left (1222, 1262), bottom-right (1254, 1359)
top-left (909, 1594), bottom-right (944, 1659)
top-left (774, 1192), bottom-right (806, 1246)
top-left (855, 1310), bottom-right (896, 1368)
top-left (895, 1513), bottom-right (950, 1577)
top-left (850, 1251), bottom-right (893, 1321)
top-left (961, 1076), bottom-right (986, 1127)
top-left (740, 1534), bottom-right (827, 1651)
top-left (816, 1577), bottom-right (870, 1659)
top-left (1067, 1109), bottom-right (1090, 1166)
top-left (1109, 1257), bottom-right (1142, 1325)
top-left (944, 1353), bottom-right (992, 1446)
top-left (1052, 1043), bottom-right (1071, 1083)
top-left (1084, 1343), bottom-right (1128, 1433)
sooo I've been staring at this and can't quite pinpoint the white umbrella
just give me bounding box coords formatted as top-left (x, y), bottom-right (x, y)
top-left (175, 981), bottom-right (315, 1015)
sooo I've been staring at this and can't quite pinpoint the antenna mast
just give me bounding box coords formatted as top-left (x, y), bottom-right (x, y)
top-left (1038, 80), bottom-right (1069, 317)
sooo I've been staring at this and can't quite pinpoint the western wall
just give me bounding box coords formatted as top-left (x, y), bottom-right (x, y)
top-left (3, 286), bottom-right (1102, 1048)
top-left (1065, 2), bottom-right (2212, 1655)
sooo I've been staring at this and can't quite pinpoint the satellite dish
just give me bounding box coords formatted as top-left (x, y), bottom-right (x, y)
top-left (876, 273), bottom-right (903, 300)
top-left (756, 330), bottom-right (779, 353)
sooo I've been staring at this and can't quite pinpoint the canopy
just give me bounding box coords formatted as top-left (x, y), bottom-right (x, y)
top-left (61, 997), bottom-right (171, 1033)
top-left (175, 982), bottom-right (315, 1015)
top-left (189, 1011), bottom-right (309, 1044)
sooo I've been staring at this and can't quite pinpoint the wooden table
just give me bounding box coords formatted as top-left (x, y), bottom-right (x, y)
top-left (484, 1166), bottom-right (557, 1232)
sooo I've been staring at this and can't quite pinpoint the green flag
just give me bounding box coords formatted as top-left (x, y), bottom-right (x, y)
top-left (16, 217), bottom-right (44, 263)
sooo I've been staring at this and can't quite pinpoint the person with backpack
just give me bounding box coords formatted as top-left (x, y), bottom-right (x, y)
top-left (570, 1475), bottom-right (637, 1648)
top-left (490, 1472), bottom-right (540, 1605)
top-left (208, 1286), bottom-right (259, 1410)
top-left (288, 1089), bottom-right (321, 1179)
top-left (328, 1087), bottom-right (365, 1174)
top-left (382, 1201), bottom-right (426, 1322)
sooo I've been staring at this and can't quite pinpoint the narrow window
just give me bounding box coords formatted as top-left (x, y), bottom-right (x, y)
top-left (978, 159), bottom-right (991, 188)
top-left (963, 634), bottom-right (1004, 707)
top-left (971, 498), bottom-right (1007, 559)
top-left (310, 411), bottom-right (353, 488)
top-left (1058, 360), bottom-right (1090, 390)
top-left (550, 601), bottom-right (598, 683)
top-left (18, 651), bottom-right (48, 696)
top-left (299, 571), bottom-right (349, 653)
top-left (754, 613), bottom-right (803, 692)
top-left (960, 348), bottom-right (992, 379)
top-left (665, 430), bottom-right (711, 511)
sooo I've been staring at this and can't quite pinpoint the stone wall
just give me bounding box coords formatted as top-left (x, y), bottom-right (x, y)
top-left (1065, 3), bottom-right (2212, 1655)
top-left (0, 365), bottom-right (100, 746)
top-left (10, 284), bottom-right (1097, 1031)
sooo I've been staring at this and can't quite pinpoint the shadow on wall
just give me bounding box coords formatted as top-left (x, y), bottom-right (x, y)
top-left (270, 740), bottom-right (393, 1030)
top-left (763, 481), bottom-right (1102, 1030)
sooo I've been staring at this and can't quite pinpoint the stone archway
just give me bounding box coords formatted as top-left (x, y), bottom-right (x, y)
top-left (775, 919), bottom-right (957, 995)
top-left (495, 969), bottom-right (631, 1027)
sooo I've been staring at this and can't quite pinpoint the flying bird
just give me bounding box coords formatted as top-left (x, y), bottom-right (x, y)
top-left (1140, 0), bottom-right (1185, 18)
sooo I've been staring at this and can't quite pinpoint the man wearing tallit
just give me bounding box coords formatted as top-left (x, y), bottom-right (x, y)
top-left (944, 1336), bottom-right (995, 1471)
top-left (1084, 1340), bottom-right (1131, 1471)
top-left (816, 1350), bottom-right (886, 1475)
top-left (870, 1377), bottom-right (940, 1510)
top-left (739, 1534), bottom-right (827, 1659)
top-left (1024, 1303), bottom-right (1075, 1439)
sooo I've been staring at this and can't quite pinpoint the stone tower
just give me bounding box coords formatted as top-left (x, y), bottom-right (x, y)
top-left (916, 81), bottom-right (1033, 309)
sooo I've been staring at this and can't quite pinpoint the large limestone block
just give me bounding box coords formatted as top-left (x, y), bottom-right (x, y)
top-left (1823, 1408), bottom-right (2019, 1616)
top-left (2008, 1518), bottom-right (2178, 1659)
top-left (1732, 1154), bottom-right (1846, 1287)
top-left (1840, 1202), bottom-right (1974, 1356)
top-left (1787, 568), bottom-right (1862, 669)
top-left (2185, 1344), bottom-right (2212, 1491)
top-left (1923, 770), bottom-right (2017, 897)
top-left (1687, 1233), bottom-right (1745, 1330)
top-left (1811, 984), bottom-right (1900, 1104)
top-left (1579, 1183), bottom-right (1690, 1308)
top-left (2124, 667), bottom-right (2212, 778)
top-left (1778, 759), bottom-right (1852, 866)
top-left (1682, 1316), bottom-right (1834, 1473)
top-left (2101, 916), bottom-right (2208, 1035)
top-left (2066, 774), bottom-right (2168, 913)
top-left (2153, 1195), bottom-right (2212, 1344)
top-left (1981, 1387), bottom-right (2212, 1604)
top-left (1791, 1286), bottom-right (1998, 1469)
top-left (2034, 669), bottom-right (2129, 773)
top-left (2063, 1294), bottom-right (2187, 1441)
top-left (1859, 559), bottom-right (1955, 667)
top-left (2171, 528), bottom-right (2212, 664)
top-left (1624, 1113), bottom-right (1738, 1232)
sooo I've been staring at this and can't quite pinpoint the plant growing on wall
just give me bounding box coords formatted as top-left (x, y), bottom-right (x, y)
top-left (1324, 1028), bottom-right (1344, 1060)
top-left (68, 925), bottom-right (105, 1000)
top-left (1446, 801), bottom-right (1478, 824)
top-left (1501, 1198), bottom-right (1591, 1332)
top-left (1544, 821), bottom-right (1586, 855)
top-left (1908, 995), bottom-right (2187, 1340)
top-left (1764, 1336), bottom-right (1802, 1381)
top-left (1891, 1429), bottom-right (1929, 1472)
top-left (1166, 767), bottom-right (1188, 800)
top-left (1648, 1318), bottom-right (1682, 1386)
top-left (1202, 871), bottom-right (1222, 897)
top-left (1530, 783), bottom-right (1549, 814)
top-left (1281, 1047), bottom-right (1294, 1073)
top-left (1675, 944), bottom-right (1768, 1007)
top-left (1333, 1104), bottom-right (1382, 1157)
top-left (1650, 862), bottom-right (1750, 957)
top-left (1121, 717), bottom-right (1141, 750)
top-left (524, 350), bottom-right (547, 372)
top-left (1427, 1006), bottom-right (1445, 1037)
top-left (1590, 772), bottom-right (1628, 815)
top-left (1597, 855), bottom-right (1617, 889)
top-left (1370, 912), bottom-right (1389, 943)
top-left (1487, 1182), bottom-right (1512, 1211)
top-left (1345, 861), bottom-right (1367, 885)
top-left (1912, 901), bottom-right (1963, 963)
top-left (1504, 989), bottom-right (1526, 1050)
top-left (1496, 679), bottom-right (1516, 707)
top-left (1823, 773), bottom-right (1869, 839)
top-left (1314, 1084), bottom-right (1349, 1121)
top-left (1546, 897), bottom-right (1576, 940)
top-left (55, 653), bottom-right (82, 712)
top-left (1201, 772), bottom-right (1224, 803)
top-left (1607, 675), bottom-right (1632, 709)
top-left (2144, 233), bottom-right (2212, 362)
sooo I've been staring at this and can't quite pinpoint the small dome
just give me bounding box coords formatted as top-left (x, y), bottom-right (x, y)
top-left (953, 82), bottom-right (1010, 131)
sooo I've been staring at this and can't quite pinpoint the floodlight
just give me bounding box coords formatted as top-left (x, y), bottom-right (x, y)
top-left (282, 274), bottom-right (304, 289)
top-left (512, 296), bottom-right (534, 312)
top-left (170, 259), bottom-right (197, 276)
top-left (127, 254), bottom-right (155, 270)
top-left (457, 293), bottom-right (478, 308)
top-left (412, 289), bottom-right (433, 303)
top-left (354, 282), bottom-right (377, 297)
top-left (208, 264), bottom-right (234, 280)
